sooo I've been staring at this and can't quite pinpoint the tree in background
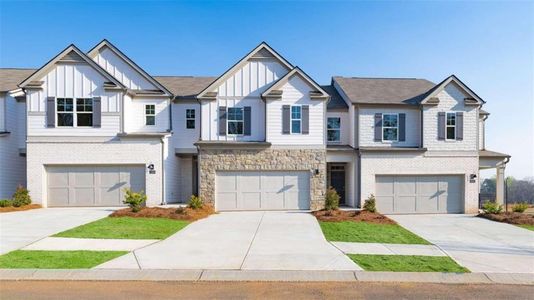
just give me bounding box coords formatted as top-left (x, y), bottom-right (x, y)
top-left (480, 176), bottom-right (534, 204)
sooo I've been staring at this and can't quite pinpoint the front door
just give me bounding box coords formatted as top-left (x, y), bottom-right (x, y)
top-left (328, 164), bottom-right (346, 205)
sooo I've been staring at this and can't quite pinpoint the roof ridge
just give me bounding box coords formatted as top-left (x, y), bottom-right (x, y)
top-left (154, 75), bottom-right (217, 78)
top-left (0, 67), bottom-right (37, 70)
top-left (336, 76), bottom-right (426, 80)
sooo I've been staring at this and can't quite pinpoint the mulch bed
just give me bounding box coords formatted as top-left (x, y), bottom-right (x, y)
top-left (478, 212), bottom-right (534, 226)
top-left (312, 209), bottom-right (396, 225)
top-left (110, 205), bottom-right (215, 221)
top-left (0, 204), bottom-right (42, 213)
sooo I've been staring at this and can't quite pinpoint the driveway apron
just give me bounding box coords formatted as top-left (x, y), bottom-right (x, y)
top-left (389, 214), bottom-right (534, 273)
top-left (132, 212), bottom-right (360, 270)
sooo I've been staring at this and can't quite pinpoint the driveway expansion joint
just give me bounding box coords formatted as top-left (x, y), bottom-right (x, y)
top-left (239, 212), bottom-right (265, 270)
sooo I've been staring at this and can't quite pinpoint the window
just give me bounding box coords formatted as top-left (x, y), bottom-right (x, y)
top-left (145, 105), bottom-right (155, 126)
top-left (291, 106), bottom-right (301, 134)
top-left (446, 112), bottom-right (456, 140)
top-left (57, 98), bottom-right (74, 127)
top-left (327, 117), bottom-right (341, 142)
top-left (227, 107), bottom-right (243, 135)
top-left (76, 98), bottom-right (93, 127)
top-left (186, 109), bottom-right (195, 129)
top-left (382, 113), bottom-right (398, 141)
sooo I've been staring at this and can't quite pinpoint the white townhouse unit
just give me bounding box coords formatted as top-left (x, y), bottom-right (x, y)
top-left (0, 40), bottom-right (510, 213)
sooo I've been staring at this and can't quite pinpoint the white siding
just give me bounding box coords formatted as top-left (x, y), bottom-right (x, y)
top-left (0, 96), bottom-right (4, 132)
top-left (359, 107), bottom-right (421, 148)
top-left (94, 47), bottom-right (156, 90)
top-left (479, 116), bottom-right (485, 150)
top-left (0, 94), bottom-right (26, 199)
top-left (266, 76), bottom-right (325, 145)
top-left (326, 111), bottom-right (349, 145)
top-left (124, 97), bottom-right (169, 133)
top-left (172, 102), bottom-right (200, 149)
top-left (27, 63), bottom-right (122, 136)
top-left (423, 83), bottom-right (478, 151)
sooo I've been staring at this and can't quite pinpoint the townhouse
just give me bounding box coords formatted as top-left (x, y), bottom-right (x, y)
top-left (0, 40), bottom-right (510, 213)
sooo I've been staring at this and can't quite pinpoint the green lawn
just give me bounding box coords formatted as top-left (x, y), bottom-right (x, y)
top-left (54, 217), bottom-right (189, 239)
top-left (0, 250), bottom-right (127, 269)
top-left (319, 221), bottom-right (430, 244)
top-left (349, 254), bottom-right (469, 272)
top-left (518, 224), bottom-right (534, 231)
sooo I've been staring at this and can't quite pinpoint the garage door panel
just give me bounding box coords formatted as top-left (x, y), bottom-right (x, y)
top-left (395, 196), bottom-right (417, 213)
top-left (74, 188), bottom-right (94, 206)
top-left (262, 192), bottom-right (285, 209)
top-left (240, 175), bottom-right (261, 192)
top-left (48, 188), bottom-right (69, 206)
top-left (241, 192), bottom-right (261, 210)
top-left (261, 174), bottom-right (285, 191)
top-left (396, 177), bottom-right (416, 195)
top-left (217, 174), bottom-right (237, 192)
top-left (48, 171), bottom-right (69, 186)
top-left (376, 176), bottom-right (394, 195)
top-left (416, 177), bottom-right (439, 196)
top-left (416, 195), bottom-right (438, 213)
top-left (376, 196), bottom-right (394, 213)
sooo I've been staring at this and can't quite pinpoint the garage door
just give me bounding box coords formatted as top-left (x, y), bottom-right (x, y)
top-left (216, 171), bottom-right (310, 211)
top-left (375, 175), bottom-right (463, 214)
top-left (47, 165), bottom-right (145, 207)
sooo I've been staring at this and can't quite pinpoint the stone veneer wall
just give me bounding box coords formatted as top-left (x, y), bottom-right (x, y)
top-left (198, 148), bottom-right (327, 210)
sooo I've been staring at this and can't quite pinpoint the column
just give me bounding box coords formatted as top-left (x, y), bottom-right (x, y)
top-left (495, 166), bottom-right (505, 206)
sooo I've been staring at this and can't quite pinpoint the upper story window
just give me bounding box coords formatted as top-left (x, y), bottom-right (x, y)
top-left (57, 98), bottom-right (92, 127)
top-left (227, 107), bottom-right (243, 135)
top-left (446, 112), bottom-right (456, 140)
top-left (291, 106), bottom-right (301, 134)
top-left (145, 105), bottom-right (155, 126)
top-left (327, 117), bottom-right (341, 142)
top-left (186, 109), bottom-right (195, 129)
top-left (382, 113), bottom-right (398, 141)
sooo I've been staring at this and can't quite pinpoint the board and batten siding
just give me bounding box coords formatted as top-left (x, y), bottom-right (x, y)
top-left (0, 96), bottom-right (5, 132)
top-left (0, 94), bottom-right (27, 199)
top-left (266, 76), bottom-right (325, 145)
top-left (423, 83), bottom-right (478, 151)
top-left (123, 96), bottom-right (169, 133)
top-left (172, 102), bottom-right (200, 149)
top-left (93, 47), bottom-right (156, 90)
top-left (201, 58), bottom-right (289, 141)
top-left (359, 107), bottom-right (421, 148)
top-left (326, 111), bottom-right (350, 145)
top-left (26, 63), bottom-right (122, 136)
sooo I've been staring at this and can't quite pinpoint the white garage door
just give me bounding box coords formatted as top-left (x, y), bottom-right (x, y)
top-left (47, 165), bottom-right (145, 207)
top-left (375, 175), bottom-right (464, 214)
top-left (216, 171), bottom-right (310, 211)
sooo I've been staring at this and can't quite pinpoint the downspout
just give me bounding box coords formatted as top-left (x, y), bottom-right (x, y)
top-left (160, 136), bottom-right (166, 205)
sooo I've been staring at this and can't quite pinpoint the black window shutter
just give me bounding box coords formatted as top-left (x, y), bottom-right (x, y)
top-left (456, 112), bottom-right (464, 140)
top-left (46, 97), bottom-right (56, 128)
top-left (218, 106), bottom-right (226, 136)
top-left (399, 113), bottom-right (406, 142)
top-left (92, 97), bottom-right (101, 128)
top-left (244, 106), bottom-right (251, 136)
top-left (374, 113), bottom-right (382, 141)
top-left (282, 105), bottom-right (290, 134)
top-left (301, 105), bottom-right (309, 134)
top-left (438, 112), bottom-right (446, 140)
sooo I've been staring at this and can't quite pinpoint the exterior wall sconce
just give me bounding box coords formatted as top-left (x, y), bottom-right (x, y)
top-left (314, 169), bottom-right (320, 175)
top-left (469, 174), bottom-right (477, 183)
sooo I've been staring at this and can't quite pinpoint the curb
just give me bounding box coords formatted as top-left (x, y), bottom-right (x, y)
top-left (0, 269), bottom-right (533, 285)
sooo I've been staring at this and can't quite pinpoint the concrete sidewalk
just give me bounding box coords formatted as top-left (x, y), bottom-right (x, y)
top-left (332, 242), bottom-right (447, 256)
top-left (1, 269), bottom-right (532, 285)
top-left (22, 237), bottom-right (158, 251)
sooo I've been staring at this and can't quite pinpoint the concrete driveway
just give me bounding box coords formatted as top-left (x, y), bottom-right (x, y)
top-left (0, 208), bottom-right (114, 254)
top-left (389, 214), bottom-right (534, 273)
top-left (128, 212), bottom-right (360, 270)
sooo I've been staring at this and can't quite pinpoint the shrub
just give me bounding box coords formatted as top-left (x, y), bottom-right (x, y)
top-left (123, 189), bottom-right (147, 213)
top-left (363, 194), bottom-right (377, 213)
top-left (482, 201), bottom-right (503, 214)
top-left (12, 185), bottom-right (31, 207)
top-left (512, 202), bottom-right (529, 213)
top-left (325, 187), bottom-right (340, 211)
top-left (175, 206), bottom-right (185, 214)
top-left (188, 195), bottom-right (203, 210)
top-left (0, 199), bottom-right (13, 207)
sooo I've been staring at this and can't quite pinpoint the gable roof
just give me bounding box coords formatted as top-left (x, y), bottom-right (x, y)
top-left (87, 39), bottom-right (172, 96)
top-left (197, 42), bottom-right (293, 99)
top-left (0, 68), bottom-right (36, 92)
top-left (419, 75), bottom-right (485, 105)
top-left (154, 76), bottom-right (217, 100)
top-left (333, 76), bottom-right (436, 105)
top-left (19, 44), bottom-right (126, 89)
top-left (261, 67), bottom-right (329, 100)
top-left (321, 85), bottom-right (348, 110)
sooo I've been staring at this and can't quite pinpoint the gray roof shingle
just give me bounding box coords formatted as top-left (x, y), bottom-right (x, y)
top-left (321, 85), bottom-right (348, 110)
top-left (0, 68), bottom-right (36, 92)
top-left (333, 76), bottom-right (436, 105)
top-left (154, 76), bottom-right (217, 100)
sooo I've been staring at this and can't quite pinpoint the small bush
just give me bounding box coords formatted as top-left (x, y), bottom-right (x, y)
top-left (512, 202), bottom-right (529, 213)
top-left (325, 187), bottom-right (340, 211)
top-left (482, 201), bottom-right (503, 214)
top-left (0, 199), bottom-right (13, 207)
top-left (12, 186), bottom-right (31, 207)
top-left (363, 194), bottom-right (377, 213)
top-left (175, 206), bottom-right (185, 214)
top-left (188, 195), bottom-right (203, 210)
top-left (123, 189), bottom-right (147, 213)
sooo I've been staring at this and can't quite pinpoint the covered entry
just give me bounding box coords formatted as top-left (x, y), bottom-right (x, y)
top-left (216, 171), bottom-right (310, 211)
top-left (47, 165), bottom-right (146, 207)
top-left (375, 175), bottom-right (464, 214)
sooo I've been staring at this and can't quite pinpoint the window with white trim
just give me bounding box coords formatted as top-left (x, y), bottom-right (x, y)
top-left (76, 98), bottom-right (93, 127)
top-left (291, 106), bottom-right (301, 134)
top-left (186, 109), bottom-right (195, 129)
top-left (446, 112), bottom-right (456, 140)
top-left (57, 98), bottom-right (74, 127)
top-left (145, 104), bottom-right (155, 126)
top-left (382, 113), bottom-right (398, 141)
top-left (327, 117), bottom-right (341, 142)
top-left (57, 98), bottom-right (93, 127)
top-left (227, 107), bottom-right (243, 135)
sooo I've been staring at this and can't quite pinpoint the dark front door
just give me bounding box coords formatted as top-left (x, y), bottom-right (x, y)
top-left (329, 164), bottom-right (346, 205)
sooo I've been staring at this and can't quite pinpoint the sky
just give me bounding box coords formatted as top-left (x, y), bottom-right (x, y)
top-left (0, 0), bottom-right (532, 179)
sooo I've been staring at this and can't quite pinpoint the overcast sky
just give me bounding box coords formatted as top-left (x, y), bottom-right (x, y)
top-left (1, 1), bottom-right (532, 179)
